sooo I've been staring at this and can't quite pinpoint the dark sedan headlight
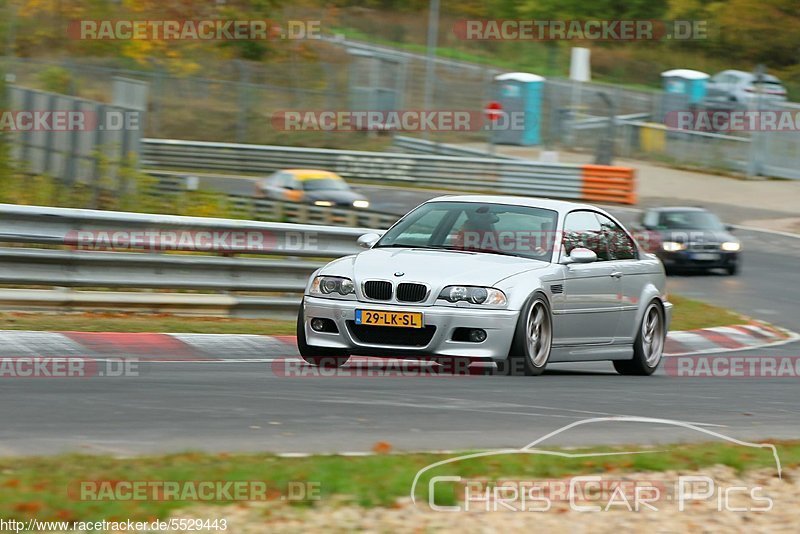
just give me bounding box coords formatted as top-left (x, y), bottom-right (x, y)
top-left (661, 241), bottom-right (687, 252)
top-left (721, 241), bottom-right (741, 252)
top-left (438, 286), bottom-right (507, 307)
top-left (310, 276), bottom-right (355, 298)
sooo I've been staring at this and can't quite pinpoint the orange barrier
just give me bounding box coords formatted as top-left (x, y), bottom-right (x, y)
top-left (580, 165), bottom-right (637, 205)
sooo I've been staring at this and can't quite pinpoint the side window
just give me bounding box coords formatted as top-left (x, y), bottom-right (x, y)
top-left (562, 211), bottom-right (609, 261)
top-left (642, 211), bottom-right (659, 228)
top-left (597, 213), bottom-right (637, 260)
top-left (273, 172), bottom-right (291, 188)
top-left (267, 172), bottom-right (282, 187)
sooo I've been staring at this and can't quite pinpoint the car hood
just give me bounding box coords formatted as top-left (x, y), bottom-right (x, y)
top-left (344, 247), bottom-right (548, 287)
top-left (654, 229), bottom-right (736, 244)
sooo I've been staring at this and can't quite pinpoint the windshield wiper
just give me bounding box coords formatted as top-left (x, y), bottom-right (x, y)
top-left (375, 244), bottom-right (474, 253)
top-left (464, 248), bottom-right (522, 258)
top-left (375, 243), bottom-right (522, 257)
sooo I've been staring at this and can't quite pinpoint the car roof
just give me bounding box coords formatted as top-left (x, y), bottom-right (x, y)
top-left (717, 70), bottom-right (781, 83)
top-left (281, 169), bottom-right (342, 181)
top-left (645, 206), bottom-right (708, 212)
top-left (426, 194), bottom-right (599, 214)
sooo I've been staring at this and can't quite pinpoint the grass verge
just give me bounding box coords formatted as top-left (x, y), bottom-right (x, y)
top-left (0, 295), bottom-right (748, 335)
top-left (667, 295), bottom-right (749, 331)
top-left (0, 313), bottom-right (296, 335)
top-left (0, 440), bottom-right (795, 522)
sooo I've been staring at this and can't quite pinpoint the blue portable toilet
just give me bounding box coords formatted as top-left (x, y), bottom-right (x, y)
top-left (492, 72), bottom-right (544, 146)
top-left (661, 69), bottom-right (709, 104)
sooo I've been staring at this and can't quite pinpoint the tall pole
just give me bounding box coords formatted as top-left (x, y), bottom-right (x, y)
top-left (5, 0), bottom-right (17, 58)
top-left (423, 0), bottom-right (440, 142)
top-left (747, 64), bottom-right (765, 179)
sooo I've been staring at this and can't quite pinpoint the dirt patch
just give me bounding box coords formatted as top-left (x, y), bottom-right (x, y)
top-left (741, 218), bottom-right (800, 235)
top-left (164, 466), bottom-right (797, 533)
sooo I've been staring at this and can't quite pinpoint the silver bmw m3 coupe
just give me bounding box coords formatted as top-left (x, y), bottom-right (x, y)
top-left (298, 195), bottom-right (672, 376)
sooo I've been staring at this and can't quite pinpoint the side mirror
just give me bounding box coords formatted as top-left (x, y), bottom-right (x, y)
top-left (357, 233), bottom-right (380, 249)
top-left (562, 247), bottom-right (597, 265)
top-left (725, 224), bottom-right (735, 232)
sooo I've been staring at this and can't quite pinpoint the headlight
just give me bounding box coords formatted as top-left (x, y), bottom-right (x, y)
top-left (310, 276), bottom-right (355, 297)
top-left (662, 241), bottom-right (687, 252)
top-left (438, 286), bottom-right (507, 307)
top-left (721, 241), bottom-right (741, 252)
top-left (352, 200), bottom-right (370, 209)
top-left (314, 200), bottom-right (334, 207)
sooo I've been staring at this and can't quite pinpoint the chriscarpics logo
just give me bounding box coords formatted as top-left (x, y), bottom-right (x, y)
top-left (411, 416), bottom-right (780, 513)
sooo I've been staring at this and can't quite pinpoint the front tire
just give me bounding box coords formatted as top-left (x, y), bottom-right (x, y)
top-left (296, 304), bottom-right (350, 368)
top-left (500, 294), bottom-right (553, 376)
top-left (614, 300), bottom-right (665, 376)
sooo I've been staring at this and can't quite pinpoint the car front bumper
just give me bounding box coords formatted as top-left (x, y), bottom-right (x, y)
top-left (658, 250), bottom-right (739, 270)
top-left (302, 296), bottom-right (520, 361)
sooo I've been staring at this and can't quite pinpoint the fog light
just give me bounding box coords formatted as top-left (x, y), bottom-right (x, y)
top-left (469, 329), bottom-right (487, 343)
top-left (309, 318), bottom-right (338, 333)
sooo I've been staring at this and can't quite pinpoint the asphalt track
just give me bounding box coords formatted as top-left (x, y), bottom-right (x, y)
top-left (1, 350), bottom-right (799, 456)
top-left (0, 180), bottom-right (798, 456)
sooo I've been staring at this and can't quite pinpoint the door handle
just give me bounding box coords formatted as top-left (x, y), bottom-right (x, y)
top-left (610, 271), bottom-right (623, 279)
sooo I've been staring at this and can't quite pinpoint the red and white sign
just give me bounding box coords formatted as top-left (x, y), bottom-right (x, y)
top-left (484, 101), bottom-right (504, 122)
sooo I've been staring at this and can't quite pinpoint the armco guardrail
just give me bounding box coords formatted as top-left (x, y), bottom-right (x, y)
top-left (0, 247), bottom-right (321, 292)
top-left (142, 138), bottom-right (637, 204)
top-left (392, 136), bottom-right (517, 159)
top-left (0, 203), bottom-right (373, 258)
top-left (0, 204), bottom-right (383, 318)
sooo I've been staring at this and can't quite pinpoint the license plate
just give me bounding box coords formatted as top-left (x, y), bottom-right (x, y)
top-left (693, 253), bottom-right (720, 261)
top-left (355, 309), bottom-right (423, 328)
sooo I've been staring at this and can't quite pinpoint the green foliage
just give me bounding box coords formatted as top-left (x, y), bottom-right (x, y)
top-left (0, 156), bottom-right (238, 220)
top-left (521, 0), bottom-right (669, 19)
top-left (331, 0), bottom-right (800, 92)
top-left (7, 0), bottom-right (800, 74)
top-left (0, 441), bottom-right (795, 521)
top-left (36, 66), bottom-right (74, 94)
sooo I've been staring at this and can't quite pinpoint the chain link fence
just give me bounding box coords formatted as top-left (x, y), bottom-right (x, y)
top-left (3, 40), bottom-right (800, 179)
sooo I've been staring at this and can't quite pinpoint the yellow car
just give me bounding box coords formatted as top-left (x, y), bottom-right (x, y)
top-left (255, 169), bottom-right (370, 209)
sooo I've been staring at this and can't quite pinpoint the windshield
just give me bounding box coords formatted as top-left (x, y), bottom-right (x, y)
top-left (375, 201), bottom-right (559, 262)
top-left (657, 211), bottom-right (725, 231)
top-left (302, 178), bottom-right (349, 191)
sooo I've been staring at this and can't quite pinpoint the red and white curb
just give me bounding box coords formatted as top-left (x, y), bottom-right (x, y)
top-left (0, 323), bottom-right (795, 361)
top-left (664, 322), bottom-right (798, 356)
